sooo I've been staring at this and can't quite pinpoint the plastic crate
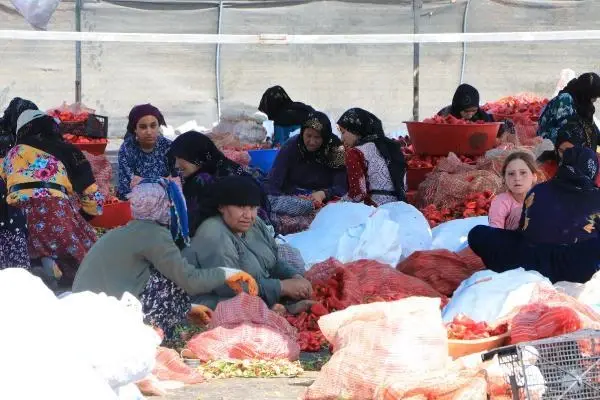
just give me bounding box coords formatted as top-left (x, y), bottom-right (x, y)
top-left (405, 121), bottom-right (502, 156)
top-left (249, 149), bottom-right (279, 173)
top-left (59, 114), bottom-right (108, 139)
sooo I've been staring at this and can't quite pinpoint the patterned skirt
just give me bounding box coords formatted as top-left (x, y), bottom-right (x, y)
top-left (0, 230), bottom-right (30, 269)
top-left (139, 267), bottom-right (191, 339)
top-left (18, 197), bottom-right (97, 285)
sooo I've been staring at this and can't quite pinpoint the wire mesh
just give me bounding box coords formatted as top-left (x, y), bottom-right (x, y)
top-left (496, 330), bottom-right (600, 400)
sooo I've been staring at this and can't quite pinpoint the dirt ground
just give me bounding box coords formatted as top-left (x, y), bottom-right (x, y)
top-left (156, 371), bottom-right (318, 400)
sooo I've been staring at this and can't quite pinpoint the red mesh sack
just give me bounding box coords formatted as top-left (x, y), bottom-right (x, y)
top-left (345, 259), bottom-right (446, 302)
top-left (377, 369), bottom-right (487, 400)
top-left (302, 297), bottom-right (449, 400)
top-left (305, 258), bottom-right (364, 307)
top-left (417, 153), bottom-right (502, 209)
top-left (496, 285), bottom-right (600, 344)
top-left (396, 249), bottom-right (484, 297)
top-left (83, 151), bottom-right (111, 198)
top-left (509, 303), bottom-right (582, 344)
top-left (185, 293), bottom-right (300, 361)
top-left (222, 149), bottom-right (250, 166)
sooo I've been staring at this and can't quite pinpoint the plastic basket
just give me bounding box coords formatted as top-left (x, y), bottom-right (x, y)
top-left (405, 122), bottom-right (502, 156)
top-left (74, 141), bottom-right (108, 156)
top-left (448, 332), bottom-right (510, 359)
top-left (59, 114), bottom-right (108, 138)
top-left (90, 201), bottom-right (132, 229)
top-left (248, 149), bottom-right (279, 173)
top-left (406, 167), bottom-right (433, 190)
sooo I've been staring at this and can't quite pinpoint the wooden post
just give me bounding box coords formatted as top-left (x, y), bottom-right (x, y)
top-left (412, 0), bottom-right (422, 121)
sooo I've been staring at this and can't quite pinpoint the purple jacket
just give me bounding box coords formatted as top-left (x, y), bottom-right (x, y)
top-left (266, 136), bottom-right (347, 199)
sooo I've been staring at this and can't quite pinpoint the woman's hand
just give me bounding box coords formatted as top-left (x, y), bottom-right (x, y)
top-left (130, 175), bottom-right (143, 188)
top-left (226, 271), bottom-right (259, 296)
top-left (187, 304), bottom-right (213, 326)
top-left (281, 277), bottom-right (313, 300)
top-left (311, 191), bottom-right (326, 203)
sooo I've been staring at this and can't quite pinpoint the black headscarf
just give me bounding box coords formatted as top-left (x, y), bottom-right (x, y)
top-left (449, 84), bottom-right (493, 122)
top-left (195, 175), bottom-right (264, 227)
top-left (258, 85), bottom-right (314, 126)
top-left (337, 108), bottom-right (406, 201)
top-left (560, 73), bottom-right (600, 121)
top-left (168, 130), bottom-right (245, 176)
top-left (16, 115), bottom-right (95, 195)
top-left (298, 111), bottom-right (345, 169)
top-left (0, 97), bottom-right (39, 157)
top-left (554, 146), bottom-right (599, 192)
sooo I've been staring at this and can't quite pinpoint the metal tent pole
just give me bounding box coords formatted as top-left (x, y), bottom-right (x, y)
top-left (75, 0), bottom-right (82, 103)
top-left (412, 0), bottom-right (422, 122)
top-left (215, 0), bottom-right (224, 120)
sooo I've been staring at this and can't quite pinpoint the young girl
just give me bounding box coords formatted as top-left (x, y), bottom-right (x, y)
top-left (488, 151), bottom-right (538, 230)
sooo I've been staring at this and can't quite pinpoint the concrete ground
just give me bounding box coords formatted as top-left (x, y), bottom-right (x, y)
top-left (156, 372), bottom-right (318, 400)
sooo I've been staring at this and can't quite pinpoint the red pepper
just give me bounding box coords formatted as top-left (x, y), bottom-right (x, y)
top-left (310, 302), bottom-right (329, 317)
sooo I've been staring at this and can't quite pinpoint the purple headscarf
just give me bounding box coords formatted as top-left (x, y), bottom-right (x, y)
top-left (127, 104), bottom-right (166, 134)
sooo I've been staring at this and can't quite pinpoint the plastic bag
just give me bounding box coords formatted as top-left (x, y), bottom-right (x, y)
top-left (302, 297), bottom-right (448, 400)
top-left (0, 269), bottom-right (119, 400)
top-left (10, 0), bottom-right (61, 30)
top-left (59, 291), bottom-right (161, 389)
top-left (555, 271), bottom-right (600, 306)
top-left (284, 202), bottom-right (375, 267)
top-left (379, 202), bottom-right (433, 260)
top-left (442, 269), bottom-right (552, 323)
top-left (186, 293), bottom-right (300, 361)
top-left (431, 217), bottom-right (488, 253)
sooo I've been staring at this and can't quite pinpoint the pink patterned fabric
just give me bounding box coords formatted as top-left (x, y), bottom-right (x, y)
top-left (128, 183), bottom-right (170, 225)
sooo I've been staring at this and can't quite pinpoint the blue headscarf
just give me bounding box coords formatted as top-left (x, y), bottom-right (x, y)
top-left (139, 177), bottom-right (190, 247)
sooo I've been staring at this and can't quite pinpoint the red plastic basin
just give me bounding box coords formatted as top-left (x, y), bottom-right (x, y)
top-left (91, 201), bottom-right (132, 229)
top-left (406, 167), bottom-right (433, 190)
top-left (404, 122), bottom-right (502, 156)
top-left (75, 142), bottom-right (108, 156)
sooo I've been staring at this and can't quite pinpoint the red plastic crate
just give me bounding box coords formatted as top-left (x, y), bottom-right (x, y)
top-left (404, 122), bottom-right (502, 156)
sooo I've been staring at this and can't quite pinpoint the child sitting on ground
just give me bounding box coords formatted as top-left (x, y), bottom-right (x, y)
top-left (488, 151), bottom-right (539, 230)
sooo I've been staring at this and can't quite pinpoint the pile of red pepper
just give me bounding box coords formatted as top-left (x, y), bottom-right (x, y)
top-left (422, 115), bottom-right (487, 125)
top-left (286, 270), bottom-right (355, 352)
top-left (421, 190), bottom-right (494, 228)
top-left (482, 95), bottom-right (548, 121)
top-left (63, 134), bottom-right (107, 145)
top-left (406, 154), bottom-right (476, 170)
top-left (447, 314), bottom-right (509, 340)
top-left (49, 109), bottom-right (90, 123)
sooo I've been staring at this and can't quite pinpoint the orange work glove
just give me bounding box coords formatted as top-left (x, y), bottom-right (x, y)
top-left (226, 271), bottom-right (259, 296)
top-left (187, 304), bottom-right (213, 326)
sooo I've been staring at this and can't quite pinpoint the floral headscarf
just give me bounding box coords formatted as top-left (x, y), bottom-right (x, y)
top-left (298, 111), bottom-right (345, 169)
top-left (128, 178), bottom-right (190, 246)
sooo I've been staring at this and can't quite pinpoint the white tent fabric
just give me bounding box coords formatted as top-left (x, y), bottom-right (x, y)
top-left (1, 0), bottom-right (598, 136)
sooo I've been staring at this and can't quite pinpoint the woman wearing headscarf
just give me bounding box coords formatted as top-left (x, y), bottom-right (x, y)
top-left (517, 146), bottom-right (600, 244)
top-left (0, 98), bottom-right (36, 270)
top-left (537, 72), bottom-right (600, 154)
top-left (338, 108), bottom-right (406, 206)
top-left (117, 103), bottom-right (177, 199)
top-left (1, 110), bottom-right (103, 284)
top-left (258, 85), bottom-right (314, 146)
top-left (265, 111), bottom-right (347, 233)
top-left (183, 175), bottom-right (313, 314)
top-left (168, 130), bottom-right (265, 235)
top-left (438, 84), bottom-right (516, 137)
top-left (73, 179), bottom-right (258, 338)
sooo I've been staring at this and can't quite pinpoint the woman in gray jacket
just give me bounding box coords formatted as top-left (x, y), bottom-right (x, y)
top-left (73, 178), bottom-right (257, 338)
